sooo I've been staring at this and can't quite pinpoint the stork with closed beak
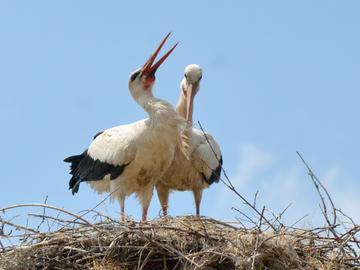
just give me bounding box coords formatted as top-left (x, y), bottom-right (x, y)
top-left (156, 64), bottom-right (223, 216)
top-left (64, 33), bottom-right (189, 221)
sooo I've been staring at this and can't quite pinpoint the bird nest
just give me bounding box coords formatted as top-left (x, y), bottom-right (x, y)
top-left (1, 153), bottom-right (359, 269)
top-left (0, 208), bottom-right (359, 270)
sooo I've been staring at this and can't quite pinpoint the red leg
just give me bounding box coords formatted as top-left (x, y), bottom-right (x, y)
top-left (119, 196), bottom-right (125, 222)
top-left (193, 189), bottom-right (202, 217)
top-left (156, 184), bottom-right (170, 216)
top-left (142, 205), bottom-right (149, 221)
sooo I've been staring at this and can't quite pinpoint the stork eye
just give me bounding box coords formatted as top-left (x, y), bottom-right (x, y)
top-left (199, 75), bottom-right (202, 81)
top-left (184, 74), bottom-right (188, 79)
top-left (130, 71), bottom-right (141, 82)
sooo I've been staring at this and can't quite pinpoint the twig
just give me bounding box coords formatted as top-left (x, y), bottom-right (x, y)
top-left (29, 214), bottom-right (87, 227)
top-left (0, 204), bottom-right (99, 232)
top-left (36, 196), bottom-right (49, 232)
top-left (265, 203), bottom-right (292, 230)
top-left (59, 181), bottom-right (126, 231)
top-left (297, 152), bottom-right (359, 260)
top-left (296, 152), bottom-right (337, 233)
top-left (251, 206), bottom-right (265, 270)
top-left (253, 190), bottom-right (259, 208)
top-left (1, 219), bottom-right (39, 234)
top-left (288, 214), bottom-right (309, 229)
top-left (198, 121), bottom-right (277, 231)
top-left (231, 207), bottom-right (258, 228)
top-left (138, 249), bottom-right (153, 270)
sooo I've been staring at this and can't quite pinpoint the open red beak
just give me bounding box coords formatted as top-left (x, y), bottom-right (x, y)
top-left (141, 32), bottom-right (178, 79)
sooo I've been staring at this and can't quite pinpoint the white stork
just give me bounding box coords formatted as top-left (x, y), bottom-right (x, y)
top-left (64, 33), bottom-right (189, 221)
top-left (156, 64), bottom-right (223, 216)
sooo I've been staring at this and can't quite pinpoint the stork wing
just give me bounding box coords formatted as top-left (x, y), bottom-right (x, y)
top-left (64, 120), bottom-right (145, 194)
top-left (192, 129), bottom-right (223, 185)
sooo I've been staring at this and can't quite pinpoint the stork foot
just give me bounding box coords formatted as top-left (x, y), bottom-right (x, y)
top-left (120, 213), bottom-right (127, 223)
top-left (161, 204), bottom-right (168, 217)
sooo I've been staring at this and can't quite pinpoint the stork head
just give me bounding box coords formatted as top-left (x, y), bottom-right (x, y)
top-left (181, 64), bottom-right (202, 123)
top-left (128, 33), bottom-right (178, 102)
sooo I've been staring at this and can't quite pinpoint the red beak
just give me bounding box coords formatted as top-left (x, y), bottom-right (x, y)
top-left (141, 32), bottom-right (178, 78)
top-left (185, 83), bottom-right (198, 123)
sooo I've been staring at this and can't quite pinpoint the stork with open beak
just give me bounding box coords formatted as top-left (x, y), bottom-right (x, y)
top-left (64, 33), bottom-right (189, 221)
top-left (156, 64), bottom-right (223, 216)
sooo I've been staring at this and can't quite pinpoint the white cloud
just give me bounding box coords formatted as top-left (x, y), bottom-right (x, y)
top-left (215, 144), bottom-right (360, 226)
top-left (229, 144), bottom-right (273, 187)
top-left (215, 144), bottom-right (273, 210)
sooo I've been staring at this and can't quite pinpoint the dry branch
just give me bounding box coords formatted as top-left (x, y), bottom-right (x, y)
top-left (1, 207), bottom-right (359, 269)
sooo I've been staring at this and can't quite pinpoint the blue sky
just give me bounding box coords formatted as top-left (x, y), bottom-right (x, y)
top-left (0, 1), bottom-right (359, 228)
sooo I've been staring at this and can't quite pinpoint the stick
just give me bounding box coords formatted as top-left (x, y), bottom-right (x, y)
top-left (0, 204), bottom-right (99, 232)
top-left (198, 121), bottom-right (277, 231)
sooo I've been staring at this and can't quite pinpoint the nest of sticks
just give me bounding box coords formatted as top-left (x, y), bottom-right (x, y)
top-left (0, 153), bottom-right (359, 269)
top-left (0, 206), bottom-right (359, 270)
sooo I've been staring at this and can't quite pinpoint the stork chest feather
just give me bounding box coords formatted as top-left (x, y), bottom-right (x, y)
top-left (133, 128), bottom-right (177, 178)
top-left (159, 147), bottom-right (207, 190)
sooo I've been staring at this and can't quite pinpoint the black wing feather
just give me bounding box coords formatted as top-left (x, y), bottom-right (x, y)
top-left (93, 131), bottom-right (104, 140)
top-left (64, 150), bottom-right (129, 195)
top-left (203, 156), bottom-right (223, 185)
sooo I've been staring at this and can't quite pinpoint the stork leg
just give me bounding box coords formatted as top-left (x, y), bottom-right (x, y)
top-left (142, 206), bottom-right (149, 221)
top-left (118, 196), bottom-right (126, 222)
top-left (156, 184), bottom-right (170, 216)
top-left (138, 185), bottom-right (154, 221)
top-left (193, 189), bottom-right (203, 216)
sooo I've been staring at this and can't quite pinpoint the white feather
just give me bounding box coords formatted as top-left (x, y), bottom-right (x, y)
top-left (86, 99), bottom-right (189, 215)
top-left (158, 128), bottom-right (221, 191)
top-left (155, 64), bottom-right (222, 216)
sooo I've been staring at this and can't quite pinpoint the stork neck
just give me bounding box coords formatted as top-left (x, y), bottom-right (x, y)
top-left (176, 91), bottom-right (187, 120)
top-left (143, 96), bottom-right (161, 115)
top-left (135, 91), bottom-right (151, 108)
top-left (140, 94), bottom-right (176, 122)
top-left (132, 86), bottom-right (183, 130)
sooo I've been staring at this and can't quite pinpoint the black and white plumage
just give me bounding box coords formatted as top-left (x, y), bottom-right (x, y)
top-left (156, 64), bottom-right (223, 216)
top-left (65, 150), bottom-right (128, 195)
top-left (64, 33), bottom-right (189, 221)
